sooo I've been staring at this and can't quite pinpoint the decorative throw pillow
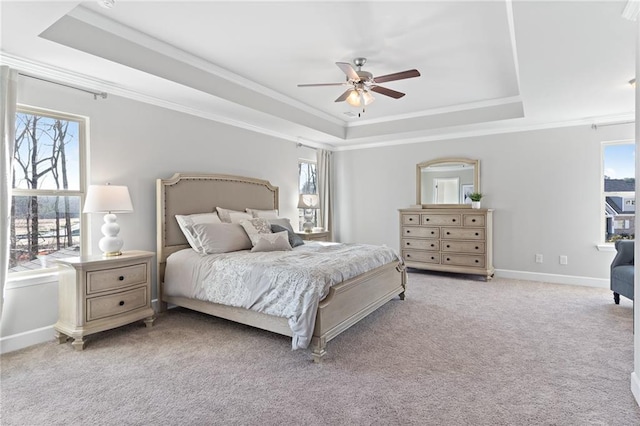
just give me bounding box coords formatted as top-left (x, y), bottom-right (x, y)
top-left (191, 223), bottom-right (252, 254)
top-left (216, 207), bottom-right (253, 224)
top-left (271, 224), bottom-right (304, 248)
top-left (250, 231), bottom-right (292, 252)
top-left (246, 208), bottom-right (279, 219)
top-left (267, 218), bottom-right (295, 233)
top-left (175, 212), bottom-right (222, 251)
top-left (240, 218), bottom-right (272, 245)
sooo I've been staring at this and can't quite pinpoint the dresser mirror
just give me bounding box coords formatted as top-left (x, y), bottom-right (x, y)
top-left (416, 158), bottom-right (479, 206)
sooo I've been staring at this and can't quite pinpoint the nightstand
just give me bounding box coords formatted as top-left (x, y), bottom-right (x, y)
top-left (296, 230), bottom-right (331, 242)
top-left (54, 250), bottom-right (156, 350)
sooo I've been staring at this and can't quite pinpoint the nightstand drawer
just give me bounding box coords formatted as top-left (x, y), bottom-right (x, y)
top-left (86, 263), bottom-right (148, 294)
top-left (86, 286), bottom-right (148, 322)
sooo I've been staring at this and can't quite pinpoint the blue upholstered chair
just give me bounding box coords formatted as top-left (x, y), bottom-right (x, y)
top-left (610, 240), bottom-right (634, 304)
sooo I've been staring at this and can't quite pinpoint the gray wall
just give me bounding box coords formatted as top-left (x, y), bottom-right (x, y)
top-left (334, 123), bottom-right (634, 282)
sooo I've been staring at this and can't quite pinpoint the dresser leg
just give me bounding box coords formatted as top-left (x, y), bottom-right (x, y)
top-left (71, 337), bottom-right (86, 351)
top-left (143, 316), bottom-right (156, 328)
top-left (54, 331), bottom-right (69, 344)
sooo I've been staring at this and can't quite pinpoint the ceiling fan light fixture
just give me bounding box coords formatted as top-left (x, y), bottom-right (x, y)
top-left (98, 0), bottom-right (115, 9)
top-left (345, 89), bottom-right (374, 107)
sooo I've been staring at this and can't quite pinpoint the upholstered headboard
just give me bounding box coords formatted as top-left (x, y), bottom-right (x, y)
top-left (156, 173), bottom-right (279, 298)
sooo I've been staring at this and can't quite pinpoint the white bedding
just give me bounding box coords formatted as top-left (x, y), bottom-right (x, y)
top-left (164, 242), bottom-right (400, 349)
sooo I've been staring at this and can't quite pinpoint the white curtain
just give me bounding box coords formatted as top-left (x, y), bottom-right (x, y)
top-left (1, 66), bottom-right (18, 320)
top-left (317, 149), bottom-right (333, 241)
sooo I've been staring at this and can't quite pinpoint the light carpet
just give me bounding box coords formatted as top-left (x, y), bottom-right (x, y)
top-left (2, 271), bottom-right (640, 425)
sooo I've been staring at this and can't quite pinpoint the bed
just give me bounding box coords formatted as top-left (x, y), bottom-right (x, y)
top-left (156, 173), bottom-right (406, 362)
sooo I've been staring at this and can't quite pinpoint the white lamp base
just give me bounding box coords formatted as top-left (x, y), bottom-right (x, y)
top-left (302, 213), bottom-right (314, 233)
top-left (99, 213), bottom-right (124, 256)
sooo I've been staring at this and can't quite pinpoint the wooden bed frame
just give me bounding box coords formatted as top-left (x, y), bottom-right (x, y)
top-left (156, 173), bottom-right (406, 362)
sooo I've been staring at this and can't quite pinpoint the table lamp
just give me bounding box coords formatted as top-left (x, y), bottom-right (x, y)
top-left (83, 184), bottom-right (133, 256)
top-left (297, 194), bottom-right (319, 233)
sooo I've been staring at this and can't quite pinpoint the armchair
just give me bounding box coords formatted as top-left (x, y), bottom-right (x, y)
top-left (610, 239), bottom-right (634, 304)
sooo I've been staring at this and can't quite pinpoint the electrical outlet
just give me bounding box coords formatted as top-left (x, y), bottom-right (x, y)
top-left (535, 254), bottom-right (543, 263)
top-left (560, 255), bottom-right (568, 265)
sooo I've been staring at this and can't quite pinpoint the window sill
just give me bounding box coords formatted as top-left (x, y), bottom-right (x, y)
top-left (6, 268), bottom-right (59, 290)
top-left (596, 243), bottom-right (616, 252)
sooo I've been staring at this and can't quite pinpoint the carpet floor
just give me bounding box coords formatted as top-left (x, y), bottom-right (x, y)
top-left (2, 270), bottom-right (640, 425)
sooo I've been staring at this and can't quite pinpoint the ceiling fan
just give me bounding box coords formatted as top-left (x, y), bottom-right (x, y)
top-left (297, 58), bottom-right (420, 114)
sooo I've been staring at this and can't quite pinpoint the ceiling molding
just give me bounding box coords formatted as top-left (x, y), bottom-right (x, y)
top-left (622, 0), bottom-right (640, 21)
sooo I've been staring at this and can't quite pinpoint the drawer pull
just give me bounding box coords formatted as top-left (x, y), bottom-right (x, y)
top-left (409, 218), bottom-right (413, 221)
top-left (119, 301), bottom-right (125, 306)
top-left (475, 246), bottom-right (479, 250)
top-left (431, 244), bottom-right (435, 247)
top-left (446, 232), bottom-right (450, 235)
top-left (431, 256), bottom-right (435, 260)
top-left (431, 231), bottom-right (435, 235)
top-left (446, 258), bottom-right (450, 261)
top-left (118, 276), bottom-right (125, 281)
top-left (446, 245), bottom-right (450, 248)
top-left (406, 230), bottom-right (410, 234)
top-left (425, 218), bottom-right (430, 221)
top-left (452, 219), bottom-right (456, 222)
top-left (475, 232), bottom-right (479, 236)
top-left (475, 260), bottom-right (479, 263)
top-left (472, 219), bottom-right (476, 222)
top-left (406, 242), bottom-right (410, 246)
top-left (406, 254), bottom-right (411, 258)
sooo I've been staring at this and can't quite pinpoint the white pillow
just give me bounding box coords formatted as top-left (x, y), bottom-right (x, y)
top-left (175, 212), bottom-right (222, 251)
top-left (250, 231), bottom-right (292, 252)
top-left (246, 208), bottom-right (279, 219)
top-left (216, 207), bottom-right (253, 224)
top-left (191, 223), bottom-right (252, 254)
top-left (240, 218), bottom-right (272, 245)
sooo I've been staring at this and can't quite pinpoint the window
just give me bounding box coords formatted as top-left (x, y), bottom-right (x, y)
top-left (298, 160), bottom-right (318, 231)
top-left (603, 141), bottom-right (635, 243)
top-left (9, 106), bottom-right (87, 273)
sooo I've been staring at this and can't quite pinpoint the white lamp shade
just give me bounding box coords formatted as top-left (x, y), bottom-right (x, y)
top-left (297, 194), bottom-right (319, 209)
top-left (83, 185), bottom-right (133, 213)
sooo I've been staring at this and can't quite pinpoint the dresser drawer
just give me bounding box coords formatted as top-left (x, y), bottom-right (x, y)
top-left (464, 214), bottom-right (485, 227)
top-left (86, 286), bottom-right (148, 322)
top-left (402, 250), bottom-right (440, 264)
top-left (441, 241), bottom-right (485, 254)
top-left (441, 228), bottom-right (485, 240)
top-left (402, 214), bottom-right (420, 225)
top-left (402, 227), bottom-right (440, 238)
top-left (402, 239), bottom-right (439, 251)
top-left (441, 254), bottom-right (485, 268)
top-left (422, 214), bottom-right (461, 226)
top-left (86, 263), bottom-right (148, 294)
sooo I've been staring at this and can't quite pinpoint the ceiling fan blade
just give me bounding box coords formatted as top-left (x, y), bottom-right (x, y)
top-left (336, 62), bottom-right (360, 81)
top-left (373, 69), bottom-right (421, 83)
top-left (334, 89), bottom-right (353, 102)
top-left (370, 85), bottom-right (406, 99)
top-left (297, 83), bottom-right (346, 87)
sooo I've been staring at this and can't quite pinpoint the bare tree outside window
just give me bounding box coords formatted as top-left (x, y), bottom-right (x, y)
top-left (10, 108), bottom-right (85, 273)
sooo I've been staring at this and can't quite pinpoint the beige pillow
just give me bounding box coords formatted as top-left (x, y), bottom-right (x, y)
top-left (216, 207), bottom-right (252, 224)
top-left (175, 212), bottom-right (221, 251)
top-left (250, 231), bottom-right (292, 252)
top-left (191, 223), bottom-right (252, 254)
top-left (246, 208), bottom-right (279, 219)
top-left (240, 218), bottom-right (272, 245)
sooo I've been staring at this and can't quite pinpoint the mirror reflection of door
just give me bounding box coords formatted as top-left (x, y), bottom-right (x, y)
top-left (433, 177), bottom-right (460, 204)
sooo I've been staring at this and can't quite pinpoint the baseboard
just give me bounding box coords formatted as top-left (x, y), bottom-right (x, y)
top-left (631, 372), bottom-right (640, 407)
top-left (0, 325), bottom-right (54, 354)
top-left (494, 269), bottom-right (608, 289)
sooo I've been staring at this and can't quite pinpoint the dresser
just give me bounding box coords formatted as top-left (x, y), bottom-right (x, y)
top-left (54, 250), bottom-right (156, 350)
top-left (399, 208), bottom-right (494, 280)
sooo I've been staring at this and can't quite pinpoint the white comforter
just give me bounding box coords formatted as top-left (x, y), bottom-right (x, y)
top-left (164, 242), bottom-right (400, 349)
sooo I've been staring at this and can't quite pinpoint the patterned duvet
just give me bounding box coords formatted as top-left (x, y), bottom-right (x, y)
top-left (164, 242), bottom-right (400, 349)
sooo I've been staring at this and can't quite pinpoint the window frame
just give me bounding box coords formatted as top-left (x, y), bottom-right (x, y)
top-left (298, 159), bottom-right (318, 232)
top-left (9, 105), bottom-right (89, 277)
top-left (601, 139), bottom-right (635, 245)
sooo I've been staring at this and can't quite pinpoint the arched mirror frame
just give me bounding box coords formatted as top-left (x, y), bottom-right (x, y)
top-left (416, 158), bottom-right (480, 207)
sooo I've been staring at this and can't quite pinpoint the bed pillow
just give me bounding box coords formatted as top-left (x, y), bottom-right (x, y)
top-left (239, 218), bottom-right (272, 245)
top-left (191, 223), bottom-right (252, 254)
top-left (267, 218), bottom-right (295, 233)
top-left (175, 212), bottom-right (222, 251)
top-left (271, 224), bottom-right (304, 248)
top-left (246, 208), bottom-right (279, 219)
top-left (216, 207), bottom-right (253, 224)
top-left (250, 231), bottom-right (292, 252)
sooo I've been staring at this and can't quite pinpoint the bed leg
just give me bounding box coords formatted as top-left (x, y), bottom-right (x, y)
top-left (311, 336), bottom-right (326, 363)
